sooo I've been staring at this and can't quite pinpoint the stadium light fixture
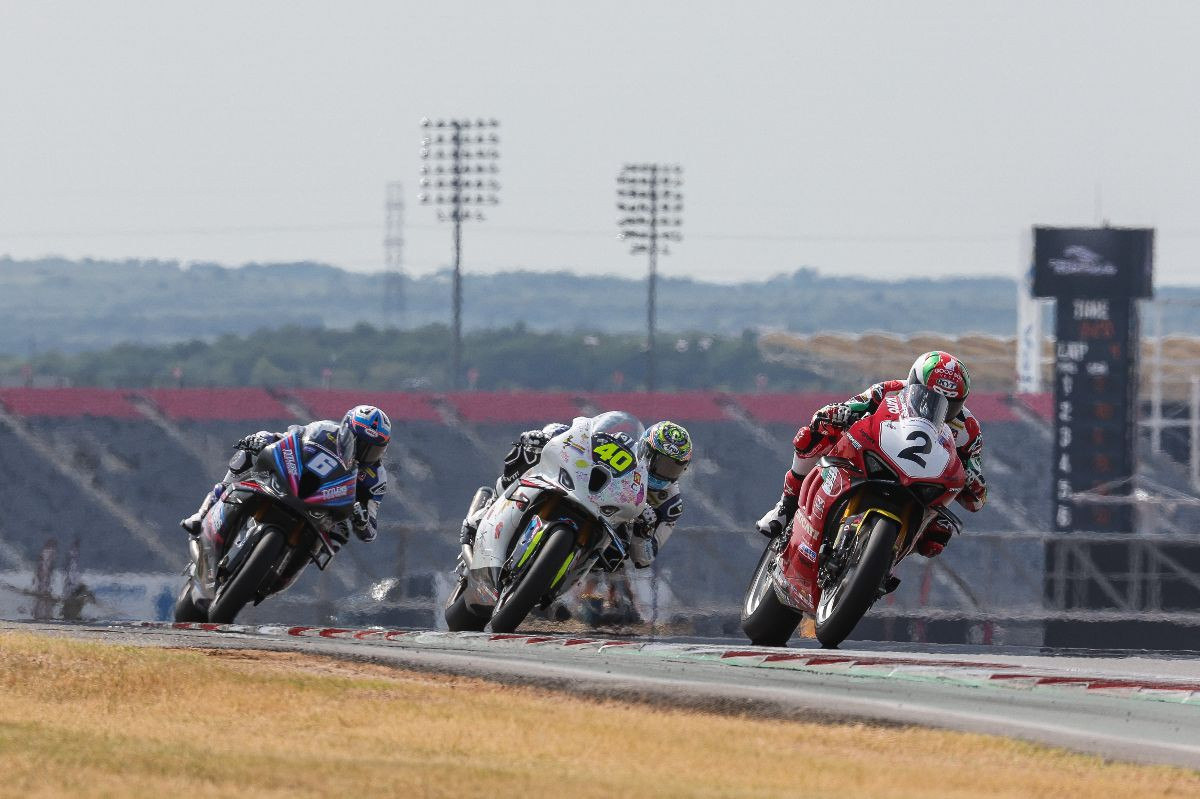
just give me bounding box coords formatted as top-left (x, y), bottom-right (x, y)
top-left (617, 163), bottom-right (684, 391)
top-left (419, 117), bottom-right (501, 389)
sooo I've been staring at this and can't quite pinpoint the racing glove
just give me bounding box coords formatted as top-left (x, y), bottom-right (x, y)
top-left (812, 404), bottom-right (852, 437)
top-left (502, 430), bottom-right (551, 486)
top-left (235, 431), bottom-right (277, 452)
top-left (518, 430), bottom-right (550, 461)
top-left (631, 505), bottom-right (658, 538)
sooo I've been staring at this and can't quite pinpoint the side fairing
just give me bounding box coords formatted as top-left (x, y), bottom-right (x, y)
top-left (471, 487), bottom-right (538, 571)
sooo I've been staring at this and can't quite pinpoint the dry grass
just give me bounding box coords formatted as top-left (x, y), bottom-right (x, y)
top-left (0, 632), bottom-right (1196, 799)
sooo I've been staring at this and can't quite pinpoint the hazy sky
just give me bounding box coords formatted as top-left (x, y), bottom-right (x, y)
top-left (2, 1), bottom-right (1199, 284)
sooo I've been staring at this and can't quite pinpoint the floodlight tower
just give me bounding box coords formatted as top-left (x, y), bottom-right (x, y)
top-left (383, 181), bottom-right (404, 327)
top-left (617, 163), bottom-right (683, 391)
top-left (419, 117), bottom-right (501, 389)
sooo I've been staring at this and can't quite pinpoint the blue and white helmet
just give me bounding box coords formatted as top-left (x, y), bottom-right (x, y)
top-left (340, 405), bottom-right (392, 465)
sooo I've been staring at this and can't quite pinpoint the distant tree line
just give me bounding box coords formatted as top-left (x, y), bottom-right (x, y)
top-left (0, 323), bottom-right (836, 393)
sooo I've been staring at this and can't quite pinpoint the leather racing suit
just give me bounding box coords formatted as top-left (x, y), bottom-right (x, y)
top-left (185, 421), bottom-right (387, 545)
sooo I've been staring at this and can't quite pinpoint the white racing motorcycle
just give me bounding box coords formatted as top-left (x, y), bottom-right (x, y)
top-left (445, 411), bottom-right (650, 633)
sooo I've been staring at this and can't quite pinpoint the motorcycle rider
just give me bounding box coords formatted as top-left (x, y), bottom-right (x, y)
top-left (461, 418), bottom-right (692, 569)
top-left (755, 351), bottom-right (986, 559)
top-left (180, 405), bottom-right (391, 550)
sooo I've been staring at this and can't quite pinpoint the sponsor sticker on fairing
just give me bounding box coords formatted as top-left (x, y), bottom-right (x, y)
top-left (281, 444), bottom-right (300, 476)
top-left (820, 466), bottom-right (837, 494)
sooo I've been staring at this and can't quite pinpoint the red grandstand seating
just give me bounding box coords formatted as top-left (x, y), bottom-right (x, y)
top-left (960, 393), bottom-right (1017, 422)
top-left (732, 393), bottom-right (845, 424)
top-left (579, 392), bottom-right (728, 421)
top-left (445, 392), bottom-right (580, 423)
top-left (732, 391), bottom-right (1018, 423)
top-left (290, 390), bottom-right (441, 422)
top-left (1015, 392), bottom-right (1053, 421)
top-left (0, 388), bottom-right (141, 418)
top-left (146, 388), bottom-right (291, 420)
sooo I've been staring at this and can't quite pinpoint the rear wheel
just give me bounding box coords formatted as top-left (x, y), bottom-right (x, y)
top-left (172, 580), bottom-right (206, 623)
top-left (207, 527), bottom-right (286, 624)
top-left (444, 578), bottom-right (491, 632)
top-left (741, 540), bottom-right (802, 646)
top-left (814, 515), bottom-right (899, 649)
top-left (489, 526), bottom-right (575, 634)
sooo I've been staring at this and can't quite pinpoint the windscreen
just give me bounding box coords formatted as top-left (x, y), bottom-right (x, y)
top-left (899, 384), bottom-right (949, 428)
top-left (591, 411), bottom-right (645, 443)
top-left (590, 411), bottom-right (645, 477)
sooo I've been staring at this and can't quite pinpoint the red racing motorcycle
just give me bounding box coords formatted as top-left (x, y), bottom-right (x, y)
top-left (741, 383), bottom-right (966, 648)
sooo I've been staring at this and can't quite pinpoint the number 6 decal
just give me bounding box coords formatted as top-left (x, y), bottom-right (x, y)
top-left (309, 451), bottom-right (340, 477)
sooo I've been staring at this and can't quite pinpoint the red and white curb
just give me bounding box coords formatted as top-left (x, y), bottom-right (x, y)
top-left (132, 622), bottom-right (1200, 706)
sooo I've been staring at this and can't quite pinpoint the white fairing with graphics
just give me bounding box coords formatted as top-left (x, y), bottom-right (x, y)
top-left (471, 413), bottom-right (649, 571)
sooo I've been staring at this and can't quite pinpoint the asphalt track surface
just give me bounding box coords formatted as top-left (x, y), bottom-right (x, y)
top-left (10, 620), bottom-right (1200, 770)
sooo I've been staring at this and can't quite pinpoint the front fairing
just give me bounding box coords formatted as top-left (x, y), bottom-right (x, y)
top-left (464, 415), bottom-right (644, 609)
top-left (773, 397), bottom-right (966, 613)
top-left (537, 415), bottom-right (648, 524)
top-left (264, 428), bottom-right (360, 510)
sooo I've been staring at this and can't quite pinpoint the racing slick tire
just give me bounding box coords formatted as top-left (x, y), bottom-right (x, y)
top-left (445, 578), bottom-right (491, 632)
top-left (488, 525), bottom-right (575, 634)
top-left (741, 542), bottom-right (802, 647)
top-left (173, 580), bottom-right (207, 623)
top-left (207, 526), bottom-right (285, 624)
top-left (814, 515), bottom-right (899, 649)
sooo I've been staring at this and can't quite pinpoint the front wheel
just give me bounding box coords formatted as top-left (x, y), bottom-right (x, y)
top-left (207, 527), bottom-right (286, 624)
top-left (488, 525), bottom-right (576, 634)
top-left (741, 540), bottom-right (802, 646)
top-left (814, 515), bottom-right (899, 649)
top-left (445, 578), bottom-right (491, 632)
top-left (173, 580), bottom-right (206, 623)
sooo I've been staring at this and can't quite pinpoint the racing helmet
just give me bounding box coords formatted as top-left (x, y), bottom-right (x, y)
top-left (637, 421), bottom-right (693, 491)
top-left (906, 351), bottom-right (970, 420)
top-left (340, 405), bottom-right (392, 465)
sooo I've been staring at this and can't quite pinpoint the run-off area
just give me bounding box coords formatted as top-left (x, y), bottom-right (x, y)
top-left (3, 623), bottom-right (1200, 797)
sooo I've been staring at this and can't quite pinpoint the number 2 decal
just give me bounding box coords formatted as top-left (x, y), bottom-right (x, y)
top-left (897, 430), bottom-right (932, 467)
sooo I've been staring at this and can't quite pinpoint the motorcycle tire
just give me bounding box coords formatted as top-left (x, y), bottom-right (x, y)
top-left (488, 525), bottom-right (575, 634)
top-left (814, 515), bottom-right (899, 649)
top-left (207, 526), bottom-right (286, 624)
top-left (741, 542), bottom-right (802, 647)
top-left (173, 580), bottom-right (207, 623)
top-left (444, 578), bottom-right (490, 632)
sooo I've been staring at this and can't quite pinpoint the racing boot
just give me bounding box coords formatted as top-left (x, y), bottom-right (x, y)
top-left (915, 517), bottom-right (954, 558)
top-left (458, 486), bottom-right (497, 547)
top-left (179, 484), bottom-right (223, 536)
top-left (755, 493), bottom-right (798, 539)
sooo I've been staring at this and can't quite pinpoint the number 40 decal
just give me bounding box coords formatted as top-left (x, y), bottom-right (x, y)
top-left (595, 441), bottom-right (635, 472)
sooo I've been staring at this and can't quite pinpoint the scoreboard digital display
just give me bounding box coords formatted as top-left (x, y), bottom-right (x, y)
top-left (1052, 297), bottom-right (1138, 534)
top-left (1034, 227), bottom-right (1151, 541)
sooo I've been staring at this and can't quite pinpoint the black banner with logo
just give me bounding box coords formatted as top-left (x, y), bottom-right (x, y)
top-left (1033, 227), bottom-right (1154, 299)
